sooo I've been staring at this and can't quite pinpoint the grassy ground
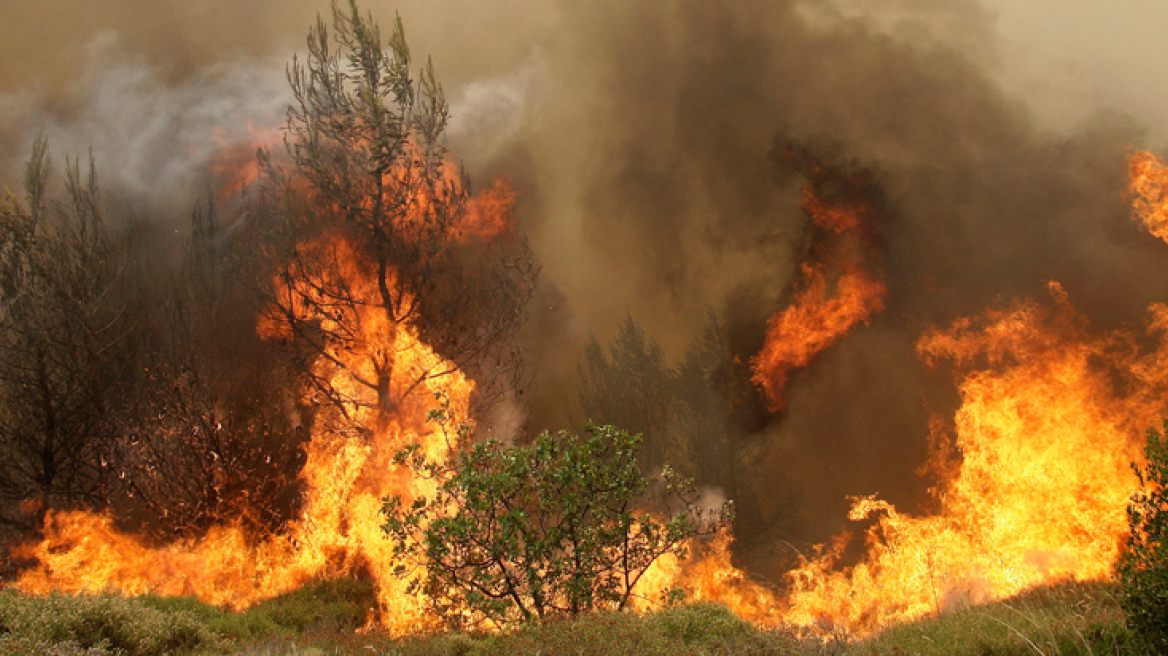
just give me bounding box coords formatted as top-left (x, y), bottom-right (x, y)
top-left (0, 579), bottom-right (1139, 656)
top-left (853, 581), bottom-right (1131, 656)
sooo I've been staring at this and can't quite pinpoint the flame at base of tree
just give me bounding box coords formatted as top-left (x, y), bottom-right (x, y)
top-left (15, 314), bottom-right (472, 636)
top-left (9, 102), bottom-right (523, 629)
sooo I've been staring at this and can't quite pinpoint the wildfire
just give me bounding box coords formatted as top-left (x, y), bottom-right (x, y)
top-left (459, 177), bottom-right (519, 244)
top-left (664, 151), bottom-right (1168, 639)
top-left (752, 147), bottom-right (886, 410)
top-left (9, 127), bottom-right (525, 632)
top-left (778, 283), bottom-right (1161, 635)
top-left (16, 290), bottom-right (472, 633)
top-left (10, 95), bottom-right (1168, 644)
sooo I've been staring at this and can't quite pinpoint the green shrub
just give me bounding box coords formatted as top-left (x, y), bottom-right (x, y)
top-left (383, 420), bottom-right (731, 628)
top-left (1118, 423), bottom-right (1168, 654)
top-left (0, 635), bottom-right (124, 656)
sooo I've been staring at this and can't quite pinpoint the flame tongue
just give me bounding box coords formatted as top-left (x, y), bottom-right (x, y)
top-left (1129, 150), bottom-right (1168, 242)
top-left (752, 148), bottom-right (886, 410)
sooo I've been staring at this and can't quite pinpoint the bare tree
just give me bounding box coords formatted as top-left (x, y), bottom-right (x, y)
top-left (249, 0), bottom-right (534, 436)
top-left (0, 137), bottom-right (141, 537)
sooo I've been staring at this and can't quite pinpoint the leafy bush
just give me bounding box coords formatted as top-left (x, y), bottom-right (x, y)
top-left (1118, 422), bottom-right (1168, 653)
top-left (383, 420), bottom-right (731, 628)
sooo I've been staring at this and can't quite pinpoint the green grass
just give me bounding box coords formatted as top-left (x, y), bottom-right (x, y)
top-left (0, 579), bottom-right (1140, 656)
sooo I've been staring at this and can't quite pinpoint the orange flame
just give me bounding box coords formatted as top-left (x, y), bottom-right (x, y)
top-left (673, 284), bottom-right (1164, 639)
top-left (752, 263), bottom-right (886, 409)
top-left (16, 304), bottom-right (471, 633)
top-left (781, 284), bottom-right (1160, 635)
top-left (752, 152), bottom-right (886, 410)
top-left (668, 152), bottom-right (1168, 638)
top-left (459, 178), bottom-right (519, 244)
top-left (1129, 149), bottom-right (1168, 243)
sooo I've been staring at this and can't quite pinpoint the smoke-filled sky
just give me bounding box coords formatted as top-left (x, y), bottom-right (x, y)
top-left (5, 0), bottom-right (1168, 577)
top-left (5, 1), bottom-right (1168, 203)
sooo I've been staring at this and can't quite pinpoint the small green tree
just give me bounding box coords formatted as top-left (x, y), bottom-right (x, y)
top-left (382, 418), bottom-right (730, 628)
top-left (1118, 422), bottom-right (1168, 653)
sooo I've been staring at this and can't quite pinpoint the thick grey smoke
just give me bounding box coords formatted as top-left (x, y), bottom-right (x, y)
top-left (0, 37), bottom-right (288, 232)
top-left (4, 0), bottom-right (1168, 580)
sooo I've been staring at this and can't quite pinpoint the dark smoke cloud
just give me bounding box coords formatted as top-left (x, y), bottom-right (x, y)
top-left (3, 0), bottom-right (1167, 579)
top-left (489, 0), bottom-right (1168, 573)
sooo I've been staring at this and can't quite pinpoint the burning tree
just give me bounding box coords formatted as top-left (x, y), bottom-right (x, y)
top-left (7, 4), bottom-right (530, 628)
top-left (250, 0), bottom-right (534, 438)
